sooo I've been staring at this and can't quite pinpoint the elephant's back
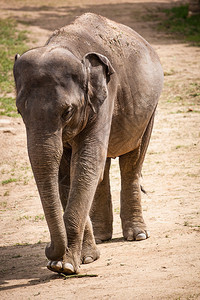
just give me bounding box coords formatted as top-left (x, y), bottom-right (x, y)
top-left (47, 13), bottom-right (163, 97)
top-left (46, 13), bottom-right (155, 65)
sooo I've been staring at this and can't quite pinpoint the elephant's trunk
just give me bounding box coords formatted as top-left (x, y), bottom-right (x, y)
top-left (27, 129), bottom-right (67, 261)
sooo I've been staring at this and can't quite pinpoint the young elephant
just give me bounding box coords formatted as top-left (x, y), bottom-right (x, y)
top-left (14, 13), bottom-right (163, 274)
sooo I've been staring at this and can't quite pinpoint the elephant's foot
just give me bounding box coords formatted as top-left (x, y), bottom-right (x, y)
top-left (47, 249), bottom-right (80, 274)
top-left (47, 260), bottom-right (76, 274)
top-left (122, 220), bottom-right (150, 241)
top-left (92, 226), bottom-right (112, 244)
top-left (81, 243), bottom-right (100, 264)
top-left (47, 243), bottom-right (100, 274)
top-left (94, 234), bottom-right (112, 244)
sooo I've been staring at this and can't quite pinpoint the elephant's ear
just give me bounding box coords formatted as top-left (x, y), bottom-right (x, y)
top-left (82, 52), bottom-right (115, 113)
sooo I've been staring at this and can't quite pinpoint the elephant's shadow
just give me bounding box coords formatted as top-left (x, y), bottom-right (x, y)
top-left (0, 243), bottom-right (58, 291)
top-left (0, 238), bottom-right (124, 291)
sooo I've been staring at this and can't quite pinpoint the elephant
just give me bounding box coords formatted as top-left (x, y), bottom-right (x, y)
top-left (13, 13), bottom-right (163, 274)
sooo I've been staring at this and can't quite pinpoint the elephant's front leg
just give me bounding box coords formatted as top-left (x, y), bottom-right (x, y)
top-left (47, 147), bottom-right (100, 274)
top-left (47, 217), bottom-right (100, 274)
top-left (62, 140), bottom-right (107, 273)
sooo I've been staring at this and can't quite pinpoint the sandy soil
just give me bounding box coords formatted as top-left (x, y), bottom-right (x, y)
top-left (0, 0), bottom-right (200, 299)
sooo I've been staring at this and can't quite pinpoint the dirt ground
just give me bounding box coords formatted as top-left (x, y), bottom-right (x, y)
top-left (0, 0), bottom-right (200, 299)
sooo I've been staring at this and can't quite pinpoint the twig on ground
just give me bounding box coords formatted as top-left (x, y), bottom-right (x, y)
top-left (60, 273), bottom-right (98, 279)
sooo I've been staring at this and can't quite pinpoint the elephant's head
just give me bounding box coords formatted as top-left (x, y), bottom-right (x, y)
top-left (13, 46), bottom-right (114, 260)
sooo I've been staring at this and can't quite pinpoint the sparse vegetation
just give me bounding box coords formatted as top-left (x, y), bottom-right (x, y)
top-left (17, 215), bottom-right (32, 221)
top-left (164, 69), bottom-right (176, 76)
top-left (1, 178), bottom-right (17, 185)
top-left (175, 145), bottom-right (184, 150)
top-left (0, 18), bottom-right (29, 117)
top-left (34, 214), bottom-right (45, 222)
top-left (0, 201), bottom-right (7, 208)
top-left (159, 5), bottom-right (200, 46)
top-left (1, 161), bottom-right (33, 189)
top-left (14, 242), bottom-right (30, 246)
top-left (17, 214), bottom-right (45, 222)
top-left (3, 191), bottom-right (9, 196)
top-left (0, 97), bottom-right (18, 117)
top-left (162, 81), bottom-right (200, 108)
top-left (114, 207), bottom-right (120, 214)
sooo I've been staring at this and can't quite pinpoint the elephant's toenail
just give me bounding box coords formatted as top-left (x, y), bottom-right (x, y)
top-left (135, 233), bottom-right (146, 241)
top-left (95, 238), bottom-right (103, 244)
top-left (47, 261), bottom-right (52, 269)
top-left (84, 256), bottom-right (93, 264)
top-left (127, 236), bottom-right (134, 241)
top-left (146, 231), bottom-right (150, 238)
top-left (62, 263), bottom-right (75, 274)
top-left (52, 261), bottom-right (62, 270)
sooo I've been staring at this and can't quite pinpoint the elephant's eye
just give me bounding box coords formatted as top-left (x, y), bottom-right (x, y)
top-left (61, 106), bottom-right (74, 121)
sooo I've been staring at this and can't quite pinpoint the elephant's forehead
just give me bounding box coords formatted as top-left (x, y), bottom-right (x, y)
top-left (16, 47), bottom-right (85, 89)
top-left (18, 47), bottom-right (83, 78)
top-left (42, 48), bottom-right (82, 71)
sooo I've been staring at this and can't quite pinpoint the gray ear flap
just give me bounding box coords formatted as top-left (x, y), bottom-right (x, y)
top-left (82, 52), bottom-right (115, 113)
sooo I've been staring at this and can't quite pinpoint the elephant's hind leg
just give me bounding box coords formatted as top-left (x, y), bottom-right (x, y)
top-left (119, 113), bottom-right (155, 241)
top-left (90, 158), bottom-right (113, 243)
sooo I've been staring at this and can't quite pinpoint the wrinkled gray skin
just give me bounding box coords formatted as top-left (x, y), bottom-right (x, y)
top-left (13, 13), bottom-right (163, 274)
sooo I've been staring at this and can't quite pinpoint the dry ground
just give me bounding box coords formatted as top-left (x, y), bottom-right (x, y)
top-left (0, 0), bottom-right (200, 299)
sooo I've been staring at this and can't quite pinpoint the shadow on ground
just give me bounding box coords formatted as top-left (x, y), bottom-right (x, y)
top-left (0, 243), bottom-right (56, 291)
top-left (0, 237), bottom-right (125, 291)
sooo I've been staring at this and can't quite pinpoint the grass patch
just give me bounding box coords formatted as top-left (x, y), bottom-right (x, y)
top-left (0, 97), bottom-right (19, 117)
top-left (34, 214), bottom-right (45, 222)
top-left (164, 69), bottom-right (176, 76)
top-left (14, 242), bottom-right (30, 246)
top-left (114, 207), bottom-right (120, 214)
top-left (164, 81), bottom-right (200, 107)
top-left (175, 145), bottom-right (183, 149)
top-left (159, 5), bottom-right (200, 46)
top-left (17, 214), bottom-right (45, 222)
top-left (1, 178), bottom-right (17, 185)
top-left (0, 18), bottom-right (29, 117)
top-left (17, 215), bottom-right (32, 221)
top-left (3, 191), bottom-right (10, 196)
top-left (0, 201), bottom-right (7, 208)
